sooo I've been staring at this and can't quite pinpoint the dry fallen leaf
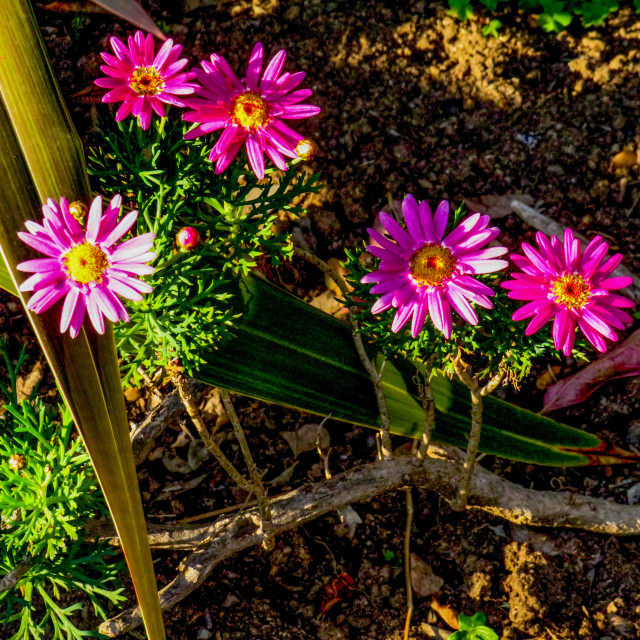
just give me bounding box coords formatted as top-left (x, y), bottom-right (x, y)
top-left (535, 366), bottom-right (561, 391)
top-left (187, 439), bottom-right (211, 471)
top-left (410, 553), bottom-right (444, 598)
top-left (16, 359), bottom-right (45, 402)
top-left (611, 149), bottom-right (637, 170)
top-left (464, 193), bottom-right (535, 219)
top-left (337, 505), bottom-right (362, 538)
top-left (267, 462), bottom-right (299, 487)
top-left (281, 423), bottom-right (330, 457)
top-left (420, 623), bottom-right (452, 639)
top-left (325, 257), bottom-right (352, 296)
top-left (161, 450), bottom-right (193, 475)
top-left (431, 598), bottom-right (460, 630)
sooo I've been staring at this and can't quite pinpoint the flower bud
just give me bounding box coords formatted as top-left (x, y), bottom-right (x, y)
top-left (69, 201), bottom-right (87, 223)
top-left (176, 226), bottom-right (201, 251)
top-left (295, 138), bottom-right (318, 161)
top-left (8, 454), bottom-right (26, 471)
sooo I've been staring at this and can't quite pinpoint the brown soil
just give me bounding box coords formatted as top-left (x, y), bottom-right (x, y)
top-left (5, 0), bottom-right (640, 638)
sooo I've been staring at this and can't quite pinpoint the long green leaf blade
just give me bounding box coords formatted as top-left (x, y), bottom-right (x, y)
top-left (0, 3), bottom-right (165, 637)
top-left (197, 275), bottom-right (637, 466)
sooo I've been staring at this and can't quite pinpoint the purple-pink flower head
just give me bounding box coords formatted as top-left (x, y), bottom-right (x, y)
top-left (502, 229), bottom-right (635, 356)
top-left (17, 195), bottom-right (156, 339)
top-left (182, 42), bottom-right (321, 179)
top-left (95, 31), bottom-right (198, 130)
top-left (361, 195), bottom-right (509, 339)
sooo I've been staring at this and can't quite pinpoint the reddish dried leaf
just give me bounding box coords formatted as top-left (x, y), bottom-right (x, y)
top-left (543, 330), bottom-right (640, 413)
top-left (320, 572), bottom-right (356, 613)
top-left (42, 2), bottom-right (107, 13)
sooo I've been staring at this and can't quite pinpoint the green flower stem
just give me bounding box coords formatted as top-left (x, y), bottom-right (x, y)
top-left (292, 246), bottom-right (393, 458)
top-left (416, 357), bottom-right (437, 463)
top-left (173, 373), bottom-right (253, 493)
top-left (452, 356), bottom-right (506, 511)
top-left (219, 389), bottom-right (274, 551)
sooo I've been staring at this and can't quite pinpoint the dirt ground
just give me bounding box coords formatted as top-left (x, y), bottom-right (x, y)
top-left (6, 0), bottom-right (640, 638)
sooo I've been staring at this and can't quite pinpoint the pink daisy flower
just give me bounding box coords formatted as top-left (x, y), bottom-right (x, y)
top-left (95, 31), bottom-right (198, 130)
top-left (182, 42), bottom-right (321, 179)
top-left (502, 229), bottom-right (635, 355)
top-left (361, 195), bottom-right (509, 339)
top-left (17, 195), bottom-right (156, 338)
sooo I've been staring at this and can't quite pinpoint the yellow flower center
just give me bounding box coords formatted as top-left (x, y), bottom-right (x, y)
top-left (64, 243), bottom-right (109, 284)
top-left (410, 245), bottom-right (456, 287)
top-left (550, 273), bottom-right (591, 309)
top-left (230, 92), bottom-right (270, 130)
top-left (129, 66), bottom-right (164, 97)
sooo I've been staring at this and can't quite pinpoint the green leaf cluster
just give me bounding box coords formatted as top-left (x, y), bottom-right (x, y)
top-left (451, 612), bottom-right (499, 640)
top-left (0, 344), bottom-right (124, 640)
top-left (447, 0), bottom-right (632, 33)
top-left (88, 115), bottom-right (319, 384)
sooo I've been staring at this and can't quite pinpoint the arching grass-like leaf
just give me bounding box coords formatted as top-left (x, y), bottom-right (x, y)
top-left (0, 2), bottom-right (164, 638)
top-left (197, 275), bottom-right (638, 467)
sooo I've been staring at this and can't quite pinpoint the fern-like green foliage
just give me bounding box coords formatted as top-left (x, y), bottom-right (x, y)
top-left (0, 344), bottom-right (124, 640)
top-left (88, 116), bottom-right (319, 384)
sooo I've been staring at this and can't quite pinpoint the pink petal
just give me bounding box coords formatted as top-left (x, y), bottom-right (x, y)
top-left (16, 258), bottom-right (61, 273)
top-left (261, 49), bottom-right (287, 86)
top-left (402, 194), bottom-right (423, 244)
top-left (86, 289), bottom-right (106, 334)
top-left (391, 301), bottom-right (415, 333)
top-left (245, 42), bottom-right (263, 89)
top-left (60, 287), bottom-right (81, 334)
top-left (418, 201), bottom-right (435, 243)
top-left (153, 38), bottom-right (175, 70)
top-left (245, 136), bottom-right (265, 179)
top-left (101, 210), bottom-right (139, 248)
top-left (280, 104), bottom-right (321, 119)
top-left (85, 196), bottom-right (103, 244)
top-left (378, 212), bottom-right (414, 251)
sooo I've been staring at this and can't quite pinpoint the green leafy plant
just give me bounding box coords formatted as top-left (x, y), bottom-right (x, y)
top-left (448, 0), bottom-right (475, 20)
top-left (451, 612), bottom-right (499, 640)
top-left (575, 0), bottom-right (619, 26)
top-left (539, 0), bottom-right (573, 31)
top-left (482, 18), bottom-right (503, 36)
top-left (448, 0), bottom-right (635, 33)
top-left (88, 116), bottom-right (320, 384)
top-left (0, 343), bottom-right (124, 640)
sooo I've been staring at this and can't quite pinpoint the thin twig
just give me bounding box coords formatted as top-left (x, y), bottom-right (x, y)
top-left (130, 379), bottom-right (206, 465)
top-left (293, 246), bottom-right (392, 457)
top-left (416, 361), bottom-right (437, 463)
top-left (0, 556), bottom-right (32, 593)
top-left (451, 354), bottom-right (481, 511)
top-left (452, 355), bottom-right (506, 510)
top-left (177, 495), bottom-right (257, 524)
top-left (220, 389), bottom-right (274, 550)
top-left (403, 488), bottom-right (414, 640)
top-left (136, 366), bottom-right (163, 402)
top-left (173, 374), bottom-right (252, 493)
